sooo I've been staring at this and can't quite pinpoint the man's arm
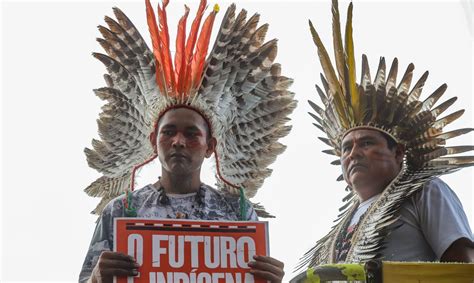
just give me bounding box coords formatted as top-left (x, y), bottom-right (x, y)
top-left (79, 220), bottom-right (112, 282)
top-left (417, 179), bottom-right (474, 262)
top-left (79, 199), bottom-right (134, 282)
top-left (242, 200), bottom-right (286, 281)
top-left (440, 237), bottom-right (474, 262)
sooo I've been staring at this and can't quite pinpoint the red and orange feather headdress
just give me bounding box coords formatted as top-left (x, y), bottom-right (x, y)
top-left (84, 0), bottom-right (297, 217)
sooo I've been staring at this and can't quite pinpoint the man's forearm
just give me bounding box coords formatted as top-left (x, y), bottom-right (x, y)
top-left (440, 237), bottom-right (474, 262)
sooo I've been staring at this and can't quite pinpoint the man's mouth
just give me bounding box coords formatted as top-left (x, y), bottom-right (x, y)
top-left (349, 164), bottom-right (367, 174)
top-left (170, 153), bottom-right (188, 160)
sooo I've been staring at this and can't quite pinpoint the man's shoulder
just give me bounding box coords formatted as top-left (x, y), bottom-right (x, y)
top-left (202, 184), bottom-right (250, 212)
top-left (201, 184), bottom-right (257, 220)
top-left (202, 184), bottom-right (241, 202)
top-left (102, 184), bottom-right (156, 214)
top-left (419, 177), bottom-right (455, 199)
top-left (130, 184), bottom-right (157, 198)
top-left (423, 177), bottom-right (449, 190)
top-left (407, 177), bottom-right (459, 207)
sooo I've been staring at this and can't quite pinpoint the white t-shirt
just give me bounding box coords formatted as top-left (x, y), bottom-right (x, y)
top-left (348, 178), bottom-right (473, 261)
top-left (382, 178), bottom-right (473, 261)
top-left (349, 193), bottom-right (381, 227)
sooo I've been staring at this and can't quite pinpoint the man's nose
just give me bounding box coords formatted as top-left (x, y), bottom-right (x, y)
top-left (348, 144), bottom-right (362, 159)
top-left (171, 133), bottom-right (186, 147)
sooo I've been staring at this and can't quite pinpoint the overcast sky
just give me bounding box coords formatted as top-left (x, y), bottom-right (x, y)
top-left (1, 0), bottom-right (473, 281)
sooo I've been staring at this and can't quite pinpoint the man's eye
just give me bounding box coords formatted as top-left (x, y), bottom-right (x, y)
top-left (161, 130), bottom-right (174, 136)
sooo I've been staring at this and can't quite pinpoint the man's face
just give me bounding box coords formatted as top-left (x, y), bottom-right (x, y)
top-left (341, 129), bottom-right (403, 193)
top-left (156, 108), bottom-right (215, 176)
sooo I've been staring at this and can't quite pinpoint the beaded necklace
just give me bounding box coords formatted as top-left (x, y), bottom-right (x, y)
top-left (157, 185), bottom-right (205, 219)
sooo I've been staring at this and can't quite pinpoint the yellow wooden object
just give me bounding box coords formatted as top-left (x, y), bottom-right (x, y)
top-left (382, 261), bottom-right (474, 283)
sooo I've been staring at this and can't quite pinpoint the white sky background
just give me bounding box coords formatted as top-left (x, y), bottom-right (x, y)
top-left (1, 0), bottom-right (473, 281)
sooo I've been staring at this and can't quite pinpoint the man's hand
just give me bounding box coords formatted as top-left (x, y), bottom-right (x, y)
top-left (248, 255), bottom-right (285, 282)
top-left (89, 251), bottom-right (139, 283)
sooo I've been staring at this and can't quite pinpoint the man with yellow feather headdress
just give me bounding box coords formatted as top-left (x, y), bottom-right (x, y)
top-left (297, 0), bottom-right (473, 274)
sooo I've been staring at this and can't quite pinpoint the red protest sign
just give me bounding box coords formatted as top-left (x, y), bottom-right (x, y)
top-left (114, 218), bottom-right (269, 283)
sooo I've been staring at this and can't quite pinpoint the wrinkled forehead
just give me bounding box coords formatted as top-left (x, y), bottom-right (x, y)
top-left (340, 127), bottom-right (395, 147)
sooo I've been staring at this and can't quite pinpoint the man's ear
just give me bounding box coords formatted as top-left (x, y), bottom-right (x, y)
top-left (150, 130), bottom-right (158, 154)
top-left (205, 137), bottom-right (217, 158)
top-left (395, 143), bottom-right (405, 165)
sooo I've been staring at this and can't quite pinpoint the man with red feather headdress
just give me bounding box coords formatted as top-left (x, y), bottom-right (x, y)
top-left (79, 0), bottom-right (296, 282)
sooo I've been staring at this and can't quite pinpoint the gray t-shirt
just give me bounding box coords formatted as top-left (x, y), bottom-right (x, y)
top-left (382, 178), bottom-right (473, 261)
top-left (79, 184), bottom-right (258, 282)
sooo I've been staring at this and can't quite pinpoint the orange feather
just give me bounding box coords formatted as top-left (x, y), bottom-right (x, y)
top-left (158, 1), bottom-right (175, 92)
top-left (145, 0), bottom-right (218, 96)
top-left (191, 5), bottom-right (218, 91)
top-left (145, 0), bottom-right (165, 92)
top-left (183, 0), bottom-right (207, 93)
top-left (175, 6), bottom-right (190, 96)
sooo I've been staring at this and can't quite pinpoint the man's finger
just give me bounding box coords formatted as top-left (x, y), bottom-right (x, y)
top-left (101, 251), bottom-right (136, 262)
top-left (102, 267), bottom-right (139, 277)
top-left (249, 269), bottom-right (282, 282)
top-left (248, 260), bottom-right (285, 278)
top-left (253, 255), bottom-right (284, 268)
top-left (99, 258), bottom-right (140, 270)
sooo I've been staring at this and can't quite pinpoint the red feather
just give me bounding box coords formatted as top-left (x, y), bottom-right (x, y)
top-left (145, 0), bottom-right (165, 92)
top-left (157, 0), bottom-right (175, 92)
top-left (145, 0), bottom-right (218, 97)
top-left (175, 6), bottom-right (190, 96)
top-left (183, 0), bottom-right (207, 93)
top-left (191, 6), bottom-right (218, 90)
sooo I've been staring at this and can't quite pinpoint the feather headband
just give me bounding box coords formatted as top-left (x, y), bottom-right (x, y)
top-left (307, 0), bottom-right (474, 171)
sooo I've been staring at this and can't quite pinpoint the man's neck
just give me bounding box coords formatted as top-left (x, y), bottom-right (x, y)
top-left (353, 185), bottom-right (384, 202)
top-left (353, 169), bottom-right (402, 201)
top-left (158, 171), bottom-right (201, 194)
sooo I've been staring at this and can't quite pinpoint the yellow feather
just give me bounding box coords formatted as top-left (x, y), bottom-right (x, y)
top-left (344, 2), bottom-right (359, 121)
top-left (331, 0), bottom-right (346, 85)
top-left (309, 20), bottom-right (348, 127)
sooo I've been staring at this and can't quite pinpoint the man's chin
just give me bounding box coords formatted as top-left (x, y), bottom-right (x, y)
top-left (167, 163), bottom-right (191, 174)
top-left (171, 166), bottom-right (189, 172)
top-left (349, 172), bottom-right (369, 186)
